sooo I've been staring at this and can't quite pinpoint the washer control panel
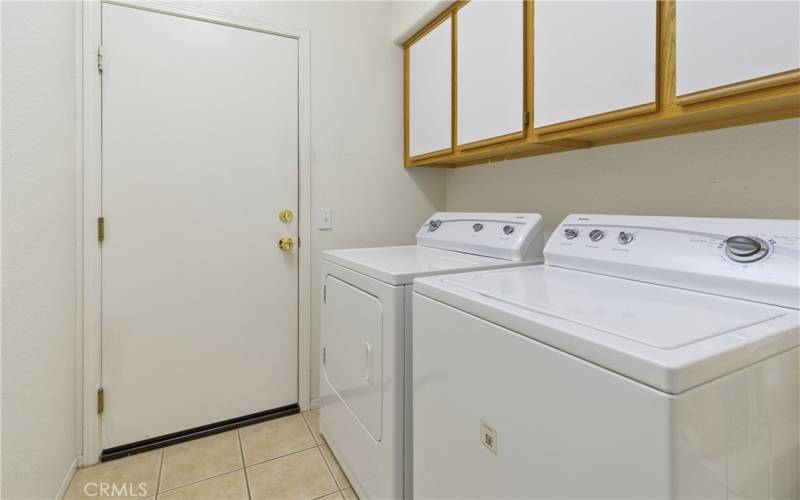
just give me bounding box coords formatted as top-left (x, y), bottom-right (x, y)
top-left (546, 214), bottom-right (800, 309)
top-left (417, 212), bottom-right (545, 262)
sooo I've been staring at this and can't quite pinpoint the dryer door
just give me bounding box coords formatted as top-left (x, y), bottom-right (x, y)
top-left (322, 275), bottom-right (384, 441)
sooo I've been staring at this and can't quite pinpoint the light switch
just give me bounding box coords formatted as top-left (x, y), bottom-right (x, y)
top-left (319, 208), bottom-right (333, 230)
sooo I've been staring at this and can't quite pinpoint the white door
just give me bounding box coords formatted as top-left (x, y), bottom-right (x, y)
top-left (533, 1), bottom-right (656, 130)
top-left (101, 3), bottom-right (299, 448)
top-left (408, 17), bottom-right (452, 158)
top-left (457, 0), bottom-right (524, 147)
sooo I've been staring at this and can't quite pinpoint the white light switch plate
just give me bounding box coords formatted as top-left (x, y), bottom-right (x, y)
top-left (319, 208), bottom-right (333, 230)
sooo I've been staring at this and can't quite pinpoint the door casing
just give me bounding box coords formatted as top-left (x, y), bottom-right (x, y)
top-left (77, 0), bottom-right (312, 465)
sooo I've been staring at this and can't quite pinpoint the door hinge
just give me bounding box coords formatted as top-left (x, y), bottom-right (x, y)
top-left (97, 387), bottom-right (105, 415)
top-left (97, 217), bottom-right (105, 242)
top-left (523, 111), bottom-right (530, 126)
top-left (323, 285), bottom-right (327, 302)
top-left (97, 46), bottom-right (104, 72)
top-left (323, 347), bottom-right (327, 365)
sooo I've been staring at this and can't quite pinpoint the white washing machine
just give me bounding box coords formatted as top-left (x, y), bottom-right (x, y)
top-left (319, 212), bottom-right (546, 500)
top-left (413, 214), bottom-right (799, 499)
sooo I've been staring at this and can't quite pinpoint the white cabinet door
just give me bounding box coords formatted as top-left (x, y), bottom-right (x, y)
top-left (534, 1), bottom-right (656, 130)
top-left (676, 1), bottom-right (800, 102)
top-left (408, 18), bottom-right (452, 158)
top-left (457, 1), bottom-right (524, 146)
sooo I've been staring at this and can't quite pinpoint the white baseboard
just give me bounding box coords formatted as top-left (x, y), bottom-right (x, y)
top-left (54, 456), bottom-right (79, 500)
top-left (310, 397), bottom-right (322, 410)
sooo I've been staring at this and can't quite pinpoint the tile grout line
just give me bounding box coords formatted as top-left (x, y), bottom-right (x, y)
top-left (314, 445), bottom-right (341, 496)
top-left (300, 410), bottom-right (319, 445)
top-left (157, 467), bottom-right (246, 495)
top-left (244, 443), bottom-right (320, 469)
top-left (237, 429), bottom-right (253, 500)
top-left (303, 410), bottom-right (351, 494)
top-left (155, 448), bottom-right (165, 498)
top-left (302, 412), bottom-right (339, 498)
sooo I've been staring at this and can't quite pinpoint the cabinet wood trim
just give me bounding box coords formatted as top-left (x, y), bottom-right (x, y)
top-left (535, 102), bottom-right (657, 135)
top-left (403, 41), bottom-right (409, 163)
top-left (460, 130), bottom-right (527, 151)
top-left (676, 69), bottom-right (800, 106)
top-left (409, 147), bottom-right (455, 162)
top-left (451, 4), bottom-right (458, 157)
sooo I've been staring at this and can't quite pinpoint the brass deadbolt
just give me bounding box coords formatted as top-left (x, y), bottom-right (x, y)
top-left (278, 236), bottom-right (294, 251)
top-left (279, 209), bottom-right (294, 223)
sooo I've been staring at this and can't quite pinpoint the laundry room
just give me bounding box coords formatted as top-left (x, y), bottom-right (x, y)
top-left (2, 1), bottom-right (798, 499)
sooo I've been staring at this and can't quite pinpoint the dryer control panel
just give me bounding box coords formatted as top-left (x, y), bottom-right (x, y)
top-left (417, 212), bottom-right (545, 262)
top-left (546, 214), bottom-right (800, 309)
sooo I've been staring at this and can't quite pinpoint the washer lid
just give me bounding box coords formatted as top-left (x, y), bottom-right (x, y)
top-left (447, 266), bottom-right (784, 349)
top-left (323, 245), bottom-right (537, 286)
top-left (415, 266), bottom-right (799, 393)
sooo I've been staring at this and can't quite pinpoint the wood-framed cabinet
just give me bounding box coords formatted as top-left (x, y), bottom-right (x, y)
top-left (403, 0), bottom-right (800, 168)
top-left (533, 0), bottom-right (657, 133)
top-left (675, 0), bottom-right (800, 105)
top-left (456, 0), bottom-right (527, 149)
top-left (406, 14), bottom-right (453, 161)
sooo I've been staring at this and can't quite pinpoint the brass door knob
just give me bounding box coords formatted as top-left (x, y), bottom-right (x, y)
top-left (278, 236), bottom-right (294, 251)
top-left (279, 209), bottom-right (294, 223)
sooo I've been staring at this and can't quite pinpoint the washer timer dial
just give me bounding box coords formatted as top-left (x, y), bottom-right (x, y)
top-left (724, 235), bottom-right (769, 263)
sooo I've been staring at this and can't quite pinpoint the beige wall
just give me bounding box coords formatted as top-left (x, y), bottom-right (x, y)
top-left (1, 1), bottom-right (80, 498)
top-left (446, 119), bottom-right (800, 234)
top-left (390, 0), bottom-right (450, 44)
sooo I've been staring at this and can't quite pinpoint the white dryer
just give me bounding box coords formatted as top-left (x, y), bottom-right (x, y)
top-left (319, 212), bottom-right (546, 500)
top-left (413, 214), bottom-right (800, 499)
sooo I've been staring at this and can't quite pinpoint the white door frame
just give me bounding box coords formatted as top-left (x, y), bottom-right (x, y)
top-left (78, 0), bottom-right (312, 465)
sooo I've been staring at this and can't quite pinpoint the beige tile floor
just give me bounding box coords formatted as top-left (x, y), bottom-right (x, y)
top-left (65, 411), bottom-right (359, 500)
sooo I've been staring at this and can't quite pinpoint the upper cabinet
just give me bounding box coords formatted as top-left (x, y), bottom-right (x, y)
top-left (457, 0), bottom-right (526, 148)
top-left (406, 16), bottom-right (453, 160)
top-left (676, 1), bottom-right (800, 105)
top-left (402, 0), bottom-right (799, 168)
top-left (533, 1), bottom-right (657, 132)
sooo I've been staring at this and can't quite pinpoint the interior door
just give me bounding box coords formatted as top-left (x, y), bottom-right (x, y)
top-left (101, 3), bottom-right (299, 448)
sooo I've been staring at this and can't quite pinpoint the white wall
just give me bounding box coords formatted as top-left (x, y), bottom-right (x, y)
top-left (446, 119), bottom-right (800, 232)
top-left (191, 1), bottom-right (446, 401)
top-left (1, 1), bottom-right (80, 498)
top-left (390, 0), bottom-right (450, 44)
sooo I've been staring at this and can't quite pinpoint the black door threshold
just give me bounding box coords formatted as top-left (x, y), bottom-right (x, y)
top-left (100, 403), bottom-right (300, 462)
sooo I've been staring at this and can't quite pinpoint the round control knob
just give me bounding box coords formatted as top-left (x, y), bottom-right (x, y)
top-left (563, 228), bottom-right (579, 239)
top-left (617, 231), bottom-right (634, 245)
top-left (589, 229), bottom-right (605, 242)
top-left (473, 223), bottom-right (484, 232)
top-left (503, 225), bottom-right (515, 235)
top-left (428, 219), bottom-right (442, 232)
top-left (724, 235), bottom-right (769, 263)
